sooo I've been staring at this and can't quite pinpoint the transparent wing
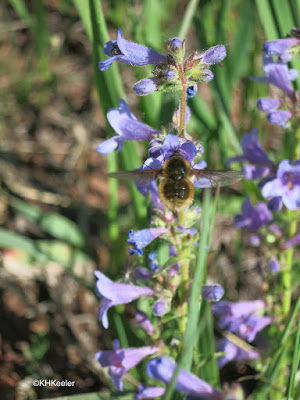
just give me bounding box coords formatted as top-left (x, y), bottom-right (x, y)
top-left (192, 169), bottom-right (243, 188)
top-left (107, 169), bottom-right (161, 187)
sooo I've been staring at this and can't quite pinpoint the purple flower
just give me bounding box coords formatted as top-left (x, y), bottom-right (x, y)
top-left (99, 29), bottom-right (167, 71)
top-left (262, 160), bottom-right (300, 210)
top-left (213, 300), bottom-right (273, 343)
top-left (187, 84), bottom-right (198, 98)
top-left (235, 197), bottom-right (272, 232)
top-left (251, 56), bottom-right (297, 99)
top-left (249, 234), bottom-right (261, 247)
top-left (256, 98), bottom-right (293, 127)
top-left (136, 311), bottom-right (155, 334)
top-left (228, 129), bottom-right (271, 166)
top-left (169, 37), bottom-right (182, 51)
top-left (152, 296), bottom-right (167, 316)
top-left (213, 300), bottom-right (265, 319)
top-left (161, 133), bottom-right (198, 162)
top-left (97, 100), bottom-right (159, 154)
top-left (217, 338), bottom-right (260, 369)
top-left (227, 129), bottom-right (271, 180)
top-left (165, 70), bottom-right (175, 79)
top-left (267, 196), bottom-right (283, 212)
top-left (263, 37), bottom-right (300, 62)
top-left (147, 357), bottom-right (224, 399)
top-left (95, 339), bottom-right (158, 391)
top-left (172, 104), bottom-right (191, 126)
top-left (135, 385), bottom-right (166, 399)
top-left (134, 267), bottom-right (153, 282)
top-left (268, 110), bottom-right (293, 128)
top-left (202, 284), bottom-right (224, 301)
top-left (257, 98), bottom-right (282, 112)
top-left (133, 77), bottom-right (159, 96)
top-left (269, 257), bottom-right (280, 273)
top-left (282, 232), bottom-right (300, 249)
top-left (95, 270), bottom-right (155, 328)
top-left (128, 227), bottom-right (168, 255)
top-left (198, 45), bottom-right (227, 65)
top-left (148, 251), bottom-right (159, 272)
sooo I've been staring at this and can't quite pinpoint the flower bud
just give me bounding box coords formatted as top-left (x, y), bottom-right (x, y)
top-left (169, 37), bottom-right (182, 51)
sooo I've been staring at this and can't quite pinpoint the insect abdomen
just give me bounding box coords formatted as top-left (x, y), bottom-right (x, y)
top-left (158, 178), bottom-right (195, 211)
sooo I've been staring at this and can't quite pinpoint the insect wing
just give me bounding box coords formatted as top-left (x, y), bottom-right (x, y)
top-left (192, 169), bottom-right (243, 188)
top-left (107, 169), bottom-right (161, 187)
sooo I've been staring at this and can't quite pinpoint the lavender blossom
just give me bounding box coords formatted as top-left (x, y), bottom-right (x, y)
top-left (135, 385), bottom-right (166, 399)
top-left (217, 338), bottom-right (260, 369)
top-left (136, 311), bottom-right (155, 334)
top-left (95, 271), bottom-right (155, 328)
top-left (128, 227), bottom-right (169, 255)
top-left (97, 100), bottom-right (159, 154)
top-left (234, 197), bottom-right (272, 232)
top-left (152, 296), bottom-right (167, 316)
top-left (199, 45), bottom-right (227, 65)
top-left (95, 339), bottom-right (158, 391)
top-left (282, 232), bottom-right (300, 249)
top-left (147, 357), bottom-right (224, 399)
top-left (263, 36), bottom-right (300, 62)
top-left (213, 300), bottom-right (273, 343)
top-left (268, 257), bottom-right (280, 273)
top-left (133, 77), bottom-right (159, 96)
top-left (202, 284), bottom-right (224, 301)
top-left (227, 129), bottom-right (271, 180)
top-left (99, 29), bottom-right (167, 71)
top-left (262, 160), bottom-right (300, 210)
top-left (251, 56), bottom-right (297, 99)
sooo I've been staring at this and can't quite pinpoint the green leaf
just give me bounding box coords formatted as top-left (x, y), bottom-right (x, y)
top-left (36, 240), bottom-right (89, 265)
top-left (11, 198), bottom-right (85, 247)
top-left (229, 1), bottom-right (256, 85)
top-left (42, 392), bottom-right (134, 400)
top-left (255, 0), bottom-right (277, 40)
top-left (9, 0), bottom-right (33, 27)
top-left (286, 297), bottom-right (300, 398)
top-left (0, 229), bottom-right (46, 262)
top-left (257, 294), bottom-right (300, 396)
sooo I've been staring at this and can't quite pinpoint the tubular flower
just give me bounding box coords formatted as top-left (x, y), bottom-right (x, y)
top-left (135, 311), bottom-right (155, 335)
top-left (212, 300), bottom-right (273, 343)
top-left (234, 197), bottom-right (272, 232)
top-left (263, 31), bottom-right (300, 62)
top-left (227, 129), bottom-right (272, 180)
top-left (216, 338), bottom-right (260, 369)
top-left (95, 339), bottom-right (158, 391)
top-left (147, 357), bottom-right (224, 399)
top-left (128, 227), bottom-right (169, 255)
top-left (135, 385), bottom-right (166, 399)
top-left (99, 29), bottom-right (167, 71)
top-left (202, 284), bottom-right (224, 302)
top-left (262, 160), bottom-right (300, 210)
top-left (251, 56), bottom-right (298, 99)
top-left (97, 99), bottom-right (159, 154)
top-left (95, 271), bottom-right (155, 328)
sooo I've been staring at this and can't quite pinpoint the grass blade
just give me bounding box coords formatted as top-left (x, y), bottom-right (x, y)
top-left (178, 0), bottom-right (201, 40)
top-left (162, 190), bottom-right (213, 399)
top-left (255, 0), bottom-right (278, 40)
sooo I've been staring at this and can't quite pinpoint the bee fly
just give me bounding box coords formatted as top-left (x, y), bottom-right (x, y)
top-left (108, 151), bottom-right (242, 211)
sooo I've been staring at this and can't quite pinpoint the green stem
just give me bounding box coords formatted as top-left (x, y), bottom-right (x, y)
top-left (282, 210), bottom-right (299, 316)
top-left (283, 133), bottom-right (300, 315)
top-left (179, 65), bottom-right (187, 136)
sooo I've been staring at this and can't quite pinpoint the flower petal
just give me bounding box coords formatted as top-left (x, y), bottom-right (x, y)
top-left (133, 77), bottom-right (158, 96)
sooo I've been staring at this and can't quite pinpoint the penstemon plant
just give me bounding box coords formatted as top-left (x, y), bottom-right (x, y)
top-left (94, 27), bottom-right (300, 400)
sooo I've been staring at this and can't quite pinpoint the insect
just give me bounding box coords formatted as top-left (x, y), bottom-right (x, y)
top-left (108, 152), bottom-right (243, 211)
